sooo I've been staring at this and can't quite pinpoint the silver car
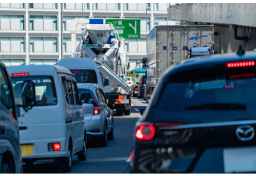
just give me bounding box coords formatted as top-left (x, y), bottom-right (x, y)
top-left (78, 84), bottom-right (114, 147)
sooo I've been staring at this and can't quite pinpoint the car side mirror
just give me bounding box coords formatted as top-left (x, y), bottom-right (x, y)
top-left (140, 107), bottom-right (146, 116)
top-left (22, 81), bottom-right (36, 108)
top-left (104, 78), bottom-right (109, 86)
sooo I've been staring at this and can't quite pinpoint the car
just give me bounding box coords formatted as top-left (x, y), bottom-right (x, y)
top-left (0, 62), bottom-right (22, 173)
top-left (137, 76), bottom-right (147, 99)
top-left (126, 77), bottom-right (133, 87)
top-left (78, 84), bottom-right (114, 147)
top-left (8, 65), bottom-right (86, 172)
top-left (130, 47), bottom-right (256, 173)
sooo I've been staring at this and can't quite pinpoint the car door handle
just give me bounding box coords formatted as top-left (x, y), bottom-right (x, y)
top-left (19, 126), bottom-right (27, 130)
top-left (0, 126), bottom-right (5, 134)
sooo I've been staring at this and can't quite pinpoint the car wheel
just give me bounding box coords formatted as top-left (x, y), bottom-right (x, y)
top-left (117, 110), bottom-right (123, 116)
top-left (1, 163), bottom-right (11, 173)
top-left (77, 133), bottom-right (87, 161)
top-left (61, 143), bottom-right (72, 172)
top-left (107, 119), bottom-right (114, 140)
top-left (124, 110), bottom-right (130, 115)
top-left (100, 125), bottom-right (108, 147)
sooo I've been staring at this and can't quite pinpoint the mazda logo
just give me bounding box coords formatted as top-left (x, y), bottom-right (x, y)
top-left (236, 125), bottom-right (255, 141)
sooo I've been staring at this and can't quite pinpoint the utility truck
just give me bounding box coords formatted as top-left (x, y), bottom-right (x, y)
top-left (62, 22), bottom-right (131, 116)
top-left (145, 25), bottom-right (214, 101)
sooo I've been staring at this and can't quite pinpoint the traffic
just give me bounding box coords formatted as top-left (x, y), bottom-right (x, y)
top-left (1, 20), bottom-right (256, 174)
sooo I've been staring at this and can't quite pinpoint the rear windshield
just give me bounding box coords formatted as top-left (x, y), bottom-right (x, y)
top-left (151, 65), bottom-right (256, 123)
top-left (78, 88), bottom-right (95, 104)
top-left (71, 69), bottom-right (97, 84)
top-left (11, 76), bottom-right (57, 106)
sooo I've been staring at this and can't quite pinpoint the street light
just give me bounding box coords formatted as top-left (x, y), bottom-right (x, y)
top-left (145, 7), bottom-right (150, 74)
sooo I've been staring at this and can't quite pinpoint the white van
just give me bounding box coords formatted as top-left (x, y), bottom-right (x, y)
top-left (8, 65), bottom-right (87, 172)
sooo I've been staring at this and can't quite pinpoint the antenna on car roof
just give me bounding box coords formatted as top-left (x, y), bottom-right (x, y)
top-left (237, 45), bottom-right (245, 56)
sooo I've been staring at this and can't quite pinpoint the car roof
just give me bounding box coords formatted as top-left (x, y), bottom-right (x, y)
top-left (57, 57), bottom-right (98, 69)
top-left (167, 51), bottom-right (256, 76)
top-left (7, 65), bottom-right (73, 76)
top-left (77, 83), bottom-right (100, 91)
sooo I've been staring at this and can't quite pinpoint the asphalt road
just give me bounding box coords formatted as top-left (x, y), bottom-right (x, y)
top-left (23, 97), bottom-right (148, 173)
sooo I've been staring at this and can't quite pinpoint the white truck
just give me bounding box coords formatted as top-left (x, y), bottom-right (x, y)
top-left (71, 23), bottom-right (131, 116)
top-left (145, 25), bottom-right (214, 100)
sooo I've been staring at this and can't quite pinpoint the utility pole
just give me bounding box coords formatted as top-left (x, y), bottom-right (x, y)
top-left (61, 3), bottom-right (63, 60)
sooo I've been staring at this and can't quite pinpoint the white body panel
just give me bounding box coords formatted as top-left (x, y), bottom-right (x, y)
top-left (7, 65), bottom-right (84, 160)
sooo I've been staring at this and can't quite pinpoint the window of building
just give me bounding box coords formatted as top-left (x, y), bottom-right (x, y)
top-left (125, 38), bottom-right (146, 53)
top-left (63, 16), bottom-right (89, 31)
top-left (140, 17), bottom-right (150, 32)
top-left (63, 38), bottom-right (80, 53)
top-left (93, 3), bottom-right (120, 10)
top-left (64, 3), bottom-right (90, 10)
top-left (0, 15), bottom-right (24, 30)
top-left (153, 3), bottom-right (158, 11)
top-left (158, 3), bottom-right (168, 11)
top-left (0, 3), bottom-right (24, 8)
top-left (154, 17), bottom-right (177, 26)
top-left (0, 59), bottom-right (25, 66)
top-left (30, 59), bottom-right (57, 65)
top-left (29, 3), bottom-right (57, 9)
top-left (124, 3), bottom-right (149, 11)
top-left (30, 15), bottom-right (57, 31)
top-left (30, 37), bottom-right (57, 53)
top-left (0, 37), bottom-right (25, 53)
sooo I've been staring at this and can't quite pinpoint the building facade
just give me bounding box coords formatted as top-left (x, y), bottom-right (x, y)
top-left (0, 3), bottom-right (178, 70)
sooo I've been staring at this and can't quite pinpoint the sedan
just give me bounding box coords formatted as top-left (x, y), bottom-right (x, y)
top-left (78, 84), bottom-right (114, 147)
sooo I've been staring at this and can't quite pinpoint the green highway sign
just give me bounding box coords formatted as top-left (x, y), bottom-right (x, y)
top-left (106, 19), bottom-right (140, 39)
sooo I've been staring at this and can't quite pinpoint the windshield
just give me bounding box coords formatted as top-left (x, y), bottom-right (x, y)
top-left (127, 78), bottom-right (131, 81)
top-left (78, 88), bottom-right (95, 104)
top-left (11, 76), bottom-right (57, 106)
top-left (71, 69), bottom-right (97, 84)
top-left (151, 66), bottom-right (256, 122)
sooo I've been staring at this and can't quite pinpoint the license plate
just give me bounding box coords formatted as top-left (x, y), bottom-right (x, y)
top-left (20, 145), bottom-right (33, 156)
top-left (223, 147), bottom-right (256, 173)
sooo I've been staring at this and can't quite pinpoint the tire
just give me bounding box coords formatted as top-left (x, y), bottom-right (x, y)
top-left (61, 143), bottom-right (72, 173)
top-left (100, 125), bottom-right (108, 147)
top-left (77, 133), bottom-right (87, 161)
top-left (124, 110), bottom-right (130, 115)
top-left (107, 119), bottom-right (114, 140)
top-left (1, 163), bottom-right (11, 173)
top-left (117, 110), bottom-right (123, 116)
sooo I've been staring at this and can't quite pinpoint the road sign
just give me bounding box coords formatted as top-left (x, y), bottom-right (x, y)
top-left (105, 19), bottom-right (140, 39)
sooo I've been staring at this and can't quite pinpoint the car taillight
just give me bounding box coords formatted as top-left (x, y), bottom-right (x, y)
top-left (135, 88), bottom-right (138, 91)
top-left (135, 124), bottom-right (155, 140)
top-left (140, 81), bottom-right (143, 84)
top-left (93, 99), bottom-right (100, 115)
top-left (48, 143), bottom-right (61, 151)
top-left (72, 70), bottom-right (80, 72)
top-left (227, 61), bottom-right (255, 68)
top-left (128, 82), bottom-right (131, 84)
top-left (118, 95), bottom-right (123, 99)
top-left (11, 112), bottom-right (13, 117)
top-left (12, 73), bottom-right (29, 76)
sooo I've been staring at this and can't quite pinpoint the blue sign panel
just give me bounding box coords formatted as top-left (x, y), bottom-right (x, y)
top-left (173, 46), bottom-right (178, 50)
top-left (163, 46), bottom-right (167, 50)
top-left (89, 19), bottom-right (104, 24)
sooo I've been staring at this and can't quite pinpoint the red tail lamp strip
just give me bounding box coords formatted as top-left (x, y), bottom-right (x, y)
top-left (229, 73), bottom-right (255, 79)
top-left (224, 85), bottom-right (234, 88)
top-left (227, 61), bottom-right (255, 68)
top-left (12, 73), bottom-right (29, 76)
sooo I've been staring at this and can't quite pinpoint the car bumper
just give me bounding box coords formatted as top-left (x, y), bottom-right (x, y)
top-left (85, 114), bottom-right (104, 138)
top-left (20, 138), bottom-right (67, 159)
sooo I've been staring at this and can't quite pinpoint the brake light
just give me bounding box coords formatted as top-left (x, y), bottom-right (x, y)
top-left (225, 85), bottom-right (233, 88)
top-left (140, 81), bottom-right (143, 84)
top-left (72, 70), bottom-right (80, 72)
top-left (227, 61), bottom-right (255, 68)
top-left (53, 143), bottom-right (61, 151)
top-left (94, 109), bottom-right (100, 115)
top-left (128, 82), bottom-right (131, 84)
top-left (11, 112), bottom-right (13, 117)
top-left (135, 88), bottom-right (138, 91)
top-left (211, 46), bottom-right (213, 50)
top-left (135, 124), bottom-right (155, 140)
top-left (12, 73), bottom-right (29, 76)
top-left (230, 73), bottom-right (255, 79)
top-left (93, 99), bottom-right (100, 115)
top-left (93, 130), bottom-right (100, 132)
top-left (118, 95), bottom-right (123, 99)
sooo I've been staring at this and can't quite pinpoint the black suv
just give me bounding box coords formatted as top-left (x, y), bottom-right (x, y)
top-left (130, 48), bottom-right (256, 173)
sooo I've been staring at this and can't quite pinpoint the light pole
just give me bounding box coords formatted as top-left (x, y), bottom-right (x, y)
top-left (145, 7), bottom-right (150, 74)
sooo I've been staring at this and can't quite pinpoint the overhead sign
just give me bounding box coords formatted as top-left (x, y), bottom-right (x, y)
top-left (105, 19), bottom-right (140, 39)
top-left (89, 19), bottom-right (104, 24)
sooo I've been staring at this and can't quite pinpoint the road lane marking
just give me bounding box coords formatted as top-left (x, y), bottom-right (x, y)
top-left (134, 108), bottom-right (139, 112)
